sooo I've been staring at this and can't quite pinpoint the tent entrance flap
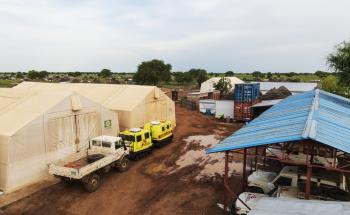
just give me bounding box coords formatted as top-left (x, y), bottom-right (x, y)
top-left (46, 112), bottom-right (100, 161)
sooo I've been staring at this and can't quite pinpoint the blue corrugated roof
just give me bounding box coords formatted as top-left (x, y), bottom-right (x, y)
top-left (208, 89), bottom-right (350, 153)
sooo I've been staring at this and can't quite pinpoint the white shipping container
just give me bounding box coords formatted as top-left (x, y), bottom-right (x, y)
top-left (199, 99), bottom-right (216, 114)
top-left (215, 100), bottom-right (234, 119)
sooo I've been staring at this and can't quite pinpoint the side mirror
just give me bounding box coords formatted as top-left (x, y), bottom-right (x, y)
top-left (122, 141), bottom-right (127, 150)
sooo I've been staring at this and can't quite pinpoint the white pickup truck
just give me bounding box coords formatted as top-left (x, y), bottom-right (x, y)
top-left (266, 147), bottom-right (337, 167)
top-left (49, 135), bottom-right (129, 192)
top-left (247, 166), bottom-right (348, 195)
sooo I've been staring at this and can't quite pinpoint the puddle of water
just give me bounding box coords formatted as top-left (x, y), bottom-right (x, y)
top-left (175, 135), bottom-right (242, 180)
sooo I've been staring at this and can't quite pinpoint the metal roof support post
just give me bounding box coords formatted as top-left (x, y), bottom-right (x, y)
top-left (333, 149), bottom-right (337, 168)
top-left (305, 165), bottom-right (312, 199)
top-left (263, 146), bottom-right (266, 167)
top-left (255, 147), bottom-right (258, 171)
top-left (224, 151), bottom-right (229, 215)
top-left (242, 148), bottom-right (247, 192)
top-left (250, 158), bottom-right (253, 175)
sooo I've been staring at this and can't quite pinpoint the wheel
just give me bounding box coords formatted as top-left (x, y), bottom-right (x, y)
top-left (83, 173), bottom-right (100, 192)
top-left (117, 157), bottom-right (130, 172)
top-left (60, 177), bottom-right (72, 184)
top-left (87, 154), bottom-right (105, 163)
top-left (247, 186), bottom-right (264, 194)
top-left (102, 164), bottom-right (112, 173)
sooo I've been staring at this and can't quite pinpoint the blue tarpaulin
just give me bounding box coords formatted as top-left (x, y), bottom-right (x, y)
top-left (208, 89), bottom-right (350, 154)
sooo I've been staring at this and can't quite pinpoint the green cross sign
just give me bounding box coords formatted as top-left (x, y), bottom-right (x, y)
top-left (104, 120), bottom-right (112, 128)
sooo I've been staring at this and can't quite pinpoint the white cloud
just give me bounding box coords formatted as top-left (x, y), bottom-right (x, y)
top-left (0, 0), bottom-right (349, 72)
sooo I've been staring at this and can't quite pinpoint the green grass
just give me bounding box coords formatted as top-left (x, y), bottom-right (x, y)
top-left (0, 80), bottom-right (21, 88)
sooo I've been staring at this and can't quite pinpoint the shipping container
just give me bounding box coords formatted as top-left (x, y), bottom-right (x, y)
top-left (215, 100), bottom-right (234, 119)
top-left (233, 83), bottom-right (260, 102)
top-left (212, 91), bottom-right (220, 100)
top-left (207, 91), bottom-right (220, 100)
top-left (234, 99), bottom-right (260, 121)
top-left (199, 99), bottom-right (216, 115)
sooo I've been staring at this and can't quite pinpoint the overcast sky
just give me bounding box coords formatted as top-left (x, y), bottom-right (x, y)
top-left (1, 0), bottom-right (350, 73)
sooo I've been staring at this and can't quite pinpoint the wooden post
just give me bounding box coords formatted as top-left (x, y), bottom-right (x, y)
top-left (242, 148), bottom-right (247, 192)
top-left (224, 151), bottom-right (229, 215)
top-left (263, 146), bottom-right (266, 167)
top-left (333, 149), bottom-right (337, 168)
top-left (305, 165), bottom-right (312, 199)
top-left (255, 147), bottom-right (258, 171)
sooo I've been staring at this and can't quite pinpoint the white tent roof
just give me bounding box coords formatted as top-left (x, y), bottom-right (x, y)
top-left (200, 77), bottom-right (244, 93)
top-left (13, 82), bottom-right (159, 111)
top-left (0, 89), bottom-right (78, 136)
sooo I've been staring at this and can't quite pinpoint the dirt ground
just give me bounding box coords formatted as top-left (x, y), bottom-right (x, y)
top-left (1, 104), bottom-right (242, 215)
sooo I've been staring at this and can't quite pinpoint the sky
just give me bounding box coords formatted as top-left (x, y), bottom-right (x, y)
top-left (0, 0), bottom-right (350, 73)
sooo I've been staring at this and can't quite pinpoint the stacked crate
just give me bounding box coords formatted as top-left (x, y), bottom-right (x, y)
top-left (234, 83), bottom-right (260, 121)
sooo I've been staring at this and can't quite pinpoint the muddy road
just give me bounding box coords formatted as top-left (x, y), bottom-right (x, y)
top-left (2, 104), bottom-right (241, 215)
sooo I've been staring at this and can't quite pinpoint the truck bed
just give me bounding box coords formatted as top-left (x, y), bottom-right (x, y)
top-left (63, 157), bottom-right (89, 170)
top-left (49, 151), bottom-right (117, 179)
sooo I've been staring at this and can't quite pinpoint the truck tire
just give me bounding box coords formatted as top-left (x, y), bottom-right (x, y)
top-left (60, 177), bottom-right (72, 184)
top-left (87, 154), bottom-right (105, 163)
top-left (117, 157), bottom-right (130, 172)
top-left (83, 173), bottom-right (100, 192)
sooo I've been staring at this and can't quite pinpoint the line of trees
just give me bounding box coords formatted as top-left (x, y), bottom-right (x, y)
top-left (1, 39), bottom-right (350, 97)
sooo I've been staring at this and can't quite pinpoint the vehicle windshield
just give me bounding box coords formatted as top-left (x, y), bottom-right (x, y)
top-left (101, 141), bottom-right (111, 148)
top-left (92, 140), bottom-right (111, 148)
top-left (92, 140), bottom-right (101, 146)
top-left (121, 134), bottom-right (135, 142)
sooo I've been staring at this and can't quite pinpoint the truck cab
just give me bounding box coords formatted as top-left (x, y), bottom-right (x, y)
top-left (144, 120), bottom-right (173, 147)
top-left (49, 135), bottom-right (130, 192)
top-left (120, 127), bottom-right (152, 159)
top-left (89, 135), bottom-right (126, 155)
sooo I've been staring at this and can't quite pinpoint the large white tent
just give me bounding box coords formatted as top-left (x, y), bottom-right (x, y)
top-left (0, 88), bottom-right (118, 193)
top-left (14, 82), bottom-right (176, 130)
top-left (200, 77), bottom-right (244, 93)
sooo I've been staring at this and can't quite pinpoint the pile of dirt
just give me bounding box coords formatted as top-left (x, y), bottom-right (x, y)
top-left (262, 86), bottom-right (292, 100)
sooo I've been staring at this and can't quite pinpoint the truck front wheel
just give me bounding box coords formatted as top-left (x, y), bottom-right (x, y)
top-left (117, 157), bottom-right (130, 172)
top-left (83, 173), bottom-right (100, 192)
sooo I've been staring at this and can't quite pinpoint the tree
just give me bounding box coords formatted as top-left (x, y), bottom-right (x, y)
top-left (16, 72), bottom-right (24, 79)
top-left (99, 69), bottom-right (112, 78)
top-left (38, 71), bottom-right (48, 79)
top-left (174, 72), bottom-right (193, 84)
top-left (197, 73), bottom-right (208, 87)
top-left (225, 71), bottom-right (234, 77)
top-left (321, 75), bottom-right (340, 93)
top-left (252, 71), bottom-right (262, 79)
top-left (286, 72), bottom-right (297, 78)
top-left (327, 40), bottom-right (350, 88)
top-left (133, 59), bottom-right (172, 85)
top-left (69, 71), bottom-right (82, 77)
top-left (266, 72), bottom-right (273, 79)
top-left (188, 68), bottom-right (208, 87)
top-left (27, 70), bottom-right (39, 79)
top-left (314, 70), bottom-right (329, 78)
top-left (214, 77), bottom-right (232, 95)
